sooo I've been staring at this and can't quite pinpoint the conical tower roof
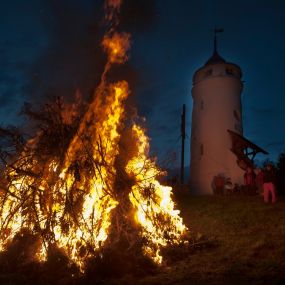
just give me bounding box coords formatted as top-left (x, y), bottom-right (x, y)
top-left (205, 51), bottom-right (226, 65)
top-left (205, 30), bottom-right (226, 66)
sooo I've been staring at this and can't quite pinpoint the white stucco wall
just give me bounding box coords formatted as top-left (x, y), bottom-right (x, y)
top-left (190, 62), bottom-right (244, 194)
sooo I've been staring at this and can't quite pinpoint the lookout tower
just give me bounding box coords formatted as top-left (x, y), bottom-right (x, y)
top-left (189, 30), bottom-right (267, 195)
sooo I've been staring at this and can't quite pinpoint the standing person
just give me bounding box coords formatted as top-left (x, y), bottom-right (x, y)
top-left (225, 177), bottom-right (233, 194)
top-left (213, 174), bottom-right (225, 195)
top-left (263, 164), bottom-right (277, 203)
top-left (244, 167), bottom-right (256, 195)
top-left (255, 168), bottom-right (264, 195)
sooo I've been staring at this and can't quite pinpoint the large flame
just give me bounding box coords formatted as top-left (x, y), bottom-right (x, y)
top-left (51, 80), bottom-right (130, 267)
top-left (126, 125), bottom-right (187, 263)
top-left (0, 0), bottom-right (187, 271)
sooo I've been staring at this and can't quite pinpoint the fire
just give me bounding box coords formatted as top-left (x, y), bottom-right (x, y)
top-left (126, 125), bottom-right (187, 263)
top-left (102, 32), bottom-right (131, 64)
top-left (0, 0), bottom-right (188, 272)
top-left (48, 80), bottom-right (130, 267)
top-left (106, 0), bottom-right (122, 9)
top-left (104, 0), bottom-right (122, 22)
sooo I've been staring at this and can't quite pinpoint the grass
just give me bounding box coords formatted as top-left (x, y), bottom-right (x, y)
top-left (1, 193), bottom-right (285, 285)
top-left (138, 193), bottom-right (285, 285)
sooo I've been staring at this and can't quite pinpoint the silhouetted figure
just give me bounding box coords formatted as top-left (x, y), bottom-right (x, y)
top-left (244, 167), bottom-right (256, 195)
top-left (225, 177), bottom-right (233, 194)
top-left (213, 174), bottom-right (225, 195)
top-left (263, 164), bottom-right (277, 203)
top-left (255, 168), bottom-right (264, 195)
top-left (233, 183), bottom-right (241, 194)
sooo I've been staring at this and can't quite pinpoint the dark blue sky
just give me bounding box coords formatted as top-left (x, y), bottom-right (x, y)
top-left (1, 0), bottom-right (285, 168)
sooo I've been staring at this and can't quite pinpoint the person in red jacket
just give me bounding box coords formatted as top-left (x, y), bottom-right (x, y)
top-left (263, 164), bottom-right (277, 203)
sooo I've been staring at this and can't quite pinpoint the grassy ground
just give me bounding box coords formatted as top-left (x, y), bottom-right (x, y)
top-left (1, 192), bottom-right (285, 285)
top-left (138, 193), bottom-right (285, 285)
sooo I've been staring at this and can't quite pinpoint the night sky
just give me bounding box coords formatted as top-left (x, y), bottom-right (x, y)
top-left (1, 0), bottom-right (285, 170)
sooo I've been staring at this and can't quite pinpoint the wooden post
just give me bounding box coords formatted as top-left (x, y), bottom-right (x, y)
top-left (180, 104), bottom-right (186, 187)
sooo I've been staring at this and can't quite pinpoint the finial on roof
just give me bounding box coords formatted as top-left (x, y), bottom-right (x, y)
top-left (204, 28), bottom-right (225, 66)
top-left (214, 28), bottom-right (224, 54)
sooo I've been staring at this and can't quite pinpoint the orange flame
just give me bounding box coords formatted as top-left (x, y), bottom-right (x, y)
top-left (102, 32), bottom-right (131, 64)
top-left (104, 0), bottom-right (122, 22)
top-left (0, 0), bottom-right (188, 271)
top-left (52, 81), bottom-right (130, 267)
top-left (126, 124), bottom-right (187, 263)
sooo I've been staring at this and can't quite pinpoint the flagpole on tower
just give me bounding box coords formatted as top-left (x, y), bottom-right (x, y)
top-left (214, 28), bottom-right (224, 53)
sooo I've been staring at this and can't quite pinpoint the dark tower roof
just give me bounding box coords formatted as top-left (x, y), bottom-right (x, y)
top-left (205, 29), bottom-right (226, 66)
top-left (192, 29), bottom-right (243, 84)
top-left (205, 51), bottom-right (226, 65)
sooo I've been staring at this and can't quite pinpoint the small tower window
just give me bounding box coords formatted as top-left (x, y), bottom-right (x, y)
top-left (233, 110), bottom-right (241, 122)
top-left (226, 68), bottom-right (234, 75)
top-left (201, 100), bottom-right (204, 110)
top-left (200, 143), bottom-right (204, 156)
top-left (204, 69), bottom-right (212, 77)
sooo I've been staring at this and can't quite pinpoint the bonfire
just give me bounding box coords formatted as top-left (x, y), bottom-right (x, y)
top-left (0, 0), bottom-right (188, 275)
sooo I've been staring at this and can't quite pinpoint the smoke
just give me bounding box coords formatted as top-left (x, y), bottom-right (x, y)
top-left (119, 0), bottom-right (157, 32)
top-left (23, 1), bottom-right (103, 104)
top-left (23, 0), bottom-right (157, 105)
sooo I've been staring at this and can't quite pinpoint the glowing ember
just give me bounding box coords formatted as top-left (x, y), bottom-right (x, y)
top-left (0, 0), bottom-right (187, 271)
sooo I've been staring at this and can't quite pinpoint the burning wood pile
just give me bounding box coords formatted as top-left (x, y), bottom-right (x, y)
top-left (0, 0), bottom-right (188, 278)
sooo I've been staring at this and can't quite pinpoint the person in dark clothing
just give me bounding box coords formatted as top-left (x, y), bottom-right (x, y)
top-left (263, 164), bottom-right (276, 203)
top-left (213, 174), bottom-right (225, 195)
top-left (244, 167), bottom-right (256, 195)
top-left (255, 168), bottom-right (264, 195)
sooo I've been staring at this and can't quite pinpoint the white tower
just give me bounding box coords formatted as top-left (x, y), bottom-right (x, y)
top-left (189, 32), bottom-right (244, 194)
